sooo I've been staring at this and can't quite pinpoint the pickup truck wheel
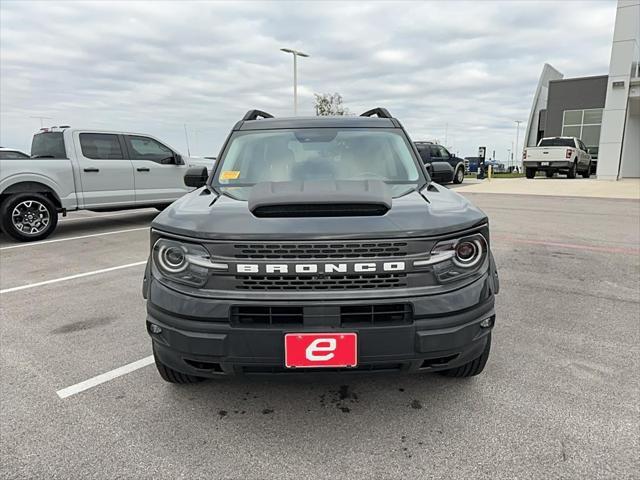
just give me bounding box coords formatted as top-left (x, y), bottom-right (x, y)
top-left (0, 193), bottom-right (58, 242)
top-left (545, 171), bottom-right (554, 178)
top-left (567, 161), bottom-right (577, 179)
top-left (525, 168), bottom-right (536, 179)
top-left (453, 167), bottom-right (464, 184)
top-left (581, 162), bottom-right (592, 178)
top-left (438, 334), bottom-right (491, 378)
top-left (154, 350), bottom-right (204, 384)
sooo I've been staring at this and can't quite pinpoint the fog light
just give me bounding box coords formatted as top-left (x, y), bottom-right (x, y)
top-left (480, 317), bottom-right (494, 328)
top-left (149, 324), bottom-right (162, 334)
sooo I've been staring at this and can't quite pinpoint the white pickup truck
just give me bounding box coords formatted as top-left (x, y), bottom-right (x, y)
top-left (0, 127), bottom-right (211, 241)
top-left (522, 137), bottom-right (592, 179)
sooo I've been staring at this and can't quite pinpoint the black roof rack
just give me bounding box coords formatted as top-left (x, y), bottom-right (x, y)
top-left (360, 108), bottom-right (392, 119)
top-left (242, 109), bottom-right (274, 121)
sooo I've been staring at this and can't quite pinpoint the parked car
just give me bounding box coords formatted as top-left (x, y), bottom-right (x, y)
top-left (523, 137), bottom-right (592, 179)
top-left (0, 127), bottom-right (211, 241)
top-left (415, 142), bottom-right (466, 184)
top-left (0, 147), bottom-right (30, 159)
top-left (143, 108), bottom-right (499, 383)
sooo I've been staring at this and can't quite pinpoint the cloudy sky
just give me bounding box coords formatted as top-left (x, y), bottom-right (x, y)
top-left (1, 0), bottom-right (617, 160)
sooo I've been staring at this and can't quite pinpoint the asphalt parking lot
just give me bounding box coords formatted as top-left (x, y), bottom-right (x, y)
top-left (1, 192), bottom-right (639, 479)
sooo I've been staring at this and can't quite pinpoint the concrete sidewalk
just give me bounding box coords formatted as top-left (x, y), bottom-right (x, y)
top-left (452, 177), bottom-right (640, 199)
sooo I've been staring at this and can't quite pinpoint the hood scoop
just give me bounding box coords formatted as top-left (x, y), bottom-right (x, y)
top-left (248, 180), bottom-right (392, 218)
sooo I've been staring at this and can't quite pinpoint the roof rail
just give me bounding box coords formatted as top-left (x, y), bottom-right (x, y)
top-left (360, 107), bottom-right (392, 119)
top-left (242, 109), bottom-right (274, 121)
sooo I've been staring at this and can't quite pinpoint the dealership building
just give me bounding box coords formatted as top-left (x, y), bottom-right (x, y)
top-left (525, 0), bottom-right (640, 180)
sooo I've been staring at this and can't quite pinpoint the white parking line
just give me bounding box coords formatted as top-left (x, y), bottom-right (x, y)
top-left (0, 261), bottom-right (146, 294)
top-left (57, 355), bottom-right (154, 399)
top-left (0, 227), bottom-right (148, 251)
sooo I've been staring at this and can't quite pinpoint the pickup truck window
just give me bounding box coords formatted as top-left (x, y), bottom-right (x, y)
top-left (31, 132), bottom-right (66, 158)
top-left (538, 138), bottom-right (576, 148)
top-left (0, 150), bottom-right (29, 159)
top-left (80, 133), bottom-right (124, 159)
top-left (125, 135), bottom-right (173, 163)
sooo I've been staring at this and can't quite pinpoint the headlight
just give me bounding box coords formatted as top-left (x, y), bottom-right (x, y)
top-left (152, 238), bottom-right (216, 287)
top-left (414, 233), bottom-right (488, 283)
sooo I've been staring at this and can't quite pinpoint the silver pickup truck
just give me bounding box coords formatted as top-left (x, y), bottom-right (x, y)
top-left (0, 127), bottom-right (211, 241)
top-left (523, 137), bottom-right (592, 179)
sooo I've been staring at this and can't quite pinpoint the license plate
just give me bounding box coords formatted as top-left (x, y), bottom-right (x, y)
top-left (284, 333), bottom-right (357, 368)
top-left (541, 161), bottom-right (549, 166)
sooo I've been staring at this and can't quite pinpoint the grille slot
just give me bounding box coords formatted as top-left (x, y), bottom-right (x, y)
top-left (233, 241), bottom-right (409, 259)
top-left (242, 363), bottom-right (404, 374)
top-left (235, 273), bottom-right (407, 290)
top-left (231, 306), bottom-right (304, 326)
top-left (340, 304), bottom-right (412, 325)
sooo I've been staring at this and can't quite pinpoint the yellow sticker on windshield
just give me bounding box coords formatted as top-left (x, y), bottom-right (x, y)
top-left (220, 170), bottom-right (240, 180)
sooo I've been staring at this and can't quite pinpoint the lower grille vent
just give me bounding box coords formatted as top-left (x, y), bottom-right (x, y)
top-left (231, 306), bottom-right (303, 326)
top-left (340, 304), bottom-right (412, 325)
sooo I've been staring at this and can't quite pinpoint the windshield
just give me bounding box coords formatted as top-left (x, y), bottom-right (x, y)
top-left (214, 128), bottom-right (423, 198)
top-left (538, 138), bottom-right (575, 147)
top-left (31, 132), bottom-right (67, 158)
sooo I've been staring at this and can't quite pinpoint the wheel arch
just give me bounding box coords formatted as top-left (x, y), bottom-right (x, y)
top-left (0, 182), bottom-right (63, 209)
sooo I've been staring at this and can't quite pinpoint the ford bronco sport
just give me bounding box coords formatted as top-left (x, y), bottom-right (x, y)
top-left (143, 108), bottom-right (499, 382)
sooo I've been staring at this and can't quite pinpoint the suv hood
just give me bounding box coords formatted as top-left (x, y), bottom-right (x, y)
top-left (152, 181), bottom-right (487, 240)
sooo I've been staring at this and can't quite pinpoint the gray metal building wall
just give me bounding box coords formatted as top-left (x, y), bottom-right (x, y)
top-left (545, 75), bottom-right (609, 136)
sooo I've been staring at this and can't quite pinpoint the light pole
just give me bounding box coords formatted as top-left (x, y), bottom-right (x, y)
top-left (280, 48), bottom-right (309, 115)
top-left (30, 116), bottom-right (52, 128)
top-left (514, 120), bottom-right (523, 169)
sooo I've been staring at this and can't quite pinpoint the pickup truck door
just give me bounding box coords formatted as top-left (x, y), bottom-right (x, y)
top-left (124, 135), bottom-right (190, 205)
top-left (75, 132), bottom-right (136, 207)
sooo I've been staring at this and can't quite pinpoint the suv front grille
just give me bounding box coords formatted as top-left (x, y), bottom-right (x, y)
top-left (232, 241), bottom-right (409, 259)
top-left (235, 273), bottom-right (408, 290)
top-left (230, 303), bottom-right (412, 327)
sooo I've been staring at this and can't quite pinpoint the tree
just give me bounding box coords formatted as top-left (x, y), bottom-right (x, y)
top-left (313, 92), bottom-right (348, 116)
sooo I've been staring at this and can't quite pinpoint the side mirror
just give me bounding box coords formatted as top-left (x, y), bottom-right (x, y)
top-left (174, 154), bottom-right (184, 165)
top-left (425, 163), bottom-right (433, 175)
top-left (184, 166), bottom-right (208, 188)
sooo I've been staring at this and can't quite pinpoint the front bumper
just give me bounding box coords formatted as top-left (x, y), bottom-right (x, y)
top-left (146, 273), bottom-right (497, 376)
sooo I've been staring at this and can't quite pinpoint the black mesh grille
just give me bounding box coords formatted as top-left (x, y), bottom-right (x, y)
top-left (235, 273), bottom-right (407, 290)
top-left (232, 241), bottom-right (409, 259)
top-left (340, 304), bottom-right (412, 325)
top-left (231, 306), bottom-right (304, 326)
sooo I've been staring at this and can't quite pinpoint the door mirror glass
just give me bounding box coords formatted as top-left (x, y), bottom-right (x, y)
top-left (174, 154), bottom-right (184, 165)
top-left (184, 167), bottom-right (208, 188)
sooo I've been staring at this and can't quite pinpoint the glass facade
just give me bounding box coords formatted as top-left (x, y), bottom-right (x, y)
top-left (562, 109), bottom-right (603, 159)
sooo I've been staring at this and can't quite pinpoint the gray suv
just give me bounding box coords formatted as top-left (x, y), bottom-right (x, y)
top-left (143, 108), bottom-right (499, 383)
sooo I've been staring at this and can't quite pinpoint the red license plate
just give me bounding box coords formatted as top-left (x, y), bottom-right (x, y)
top-left (284, 333), bottom-right (357, 368)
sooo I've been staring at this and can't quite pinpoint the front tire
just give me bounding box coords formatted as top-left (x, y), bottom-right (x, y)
top-left (153, 349), bottom-right (204, 384)
top-left (525, 167), bottom-right (536, 179)
top-left (453, 167), bottom-right (464, 184)
top-left (567, 161), bottom-right (577, 179)
top-left (438, 334), bottom-right (491, 378)
top-left (0, 193), bottom-right (58, 242)
top-left (581, 162), bottom-right (592, 178)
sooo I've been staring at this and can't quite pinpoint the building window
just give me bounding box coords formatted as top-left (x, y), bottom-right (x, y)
top-left (562, 109), bottom-right (603, 159)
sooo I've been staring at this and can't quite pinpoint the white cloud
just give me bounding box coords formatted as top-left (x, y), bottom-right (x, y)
top-left (0, 0), bottom-right (617, 160)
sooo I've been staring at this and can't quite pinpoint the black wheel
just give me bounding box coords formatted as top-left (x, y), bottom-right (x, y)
top-left (0, 193), bottom-right (58, 242)
top-left (453, 167), bottom-right (464, 184)
top-left (567, 161), bottom-right (577, 179)
top-left (545, 170), bottom-right (554, 178)
top-left (581, 162), bottom-right (591, 178)
top-left (525, 168), bottom-right (536, 179)
top-left (438, 334), bottom-right (491, 378)
top-left (153, 349), bottom-right (204, 384)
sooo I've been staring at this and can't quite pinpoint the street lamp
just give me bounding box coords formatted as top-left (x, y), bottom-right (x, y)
top-left (280, 48), bottom-right (309, 115)
top-left (514, 120), bottom-right (523, 169)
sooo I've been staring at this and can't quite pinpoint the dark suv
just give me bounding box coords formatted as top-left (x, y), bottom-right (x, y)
top-left (415, 142), bottom-right (466, 184)
top-left (143, 108), bottom-right (499, 383)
